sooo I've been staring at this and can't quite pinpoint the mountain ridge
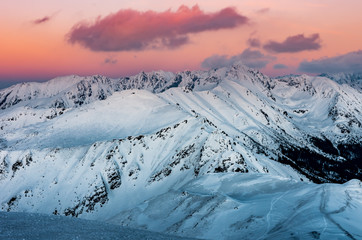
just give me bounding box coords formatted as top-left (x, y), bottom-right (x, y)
top-left (0, 62), bottom-right (361, 239)
top-left (0, 63), bottom-right (293, 110)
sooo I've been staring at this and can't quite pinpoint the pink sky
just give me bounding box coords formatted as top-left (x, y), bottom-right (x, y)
top-left (1, 0), bottom-right (362, 84)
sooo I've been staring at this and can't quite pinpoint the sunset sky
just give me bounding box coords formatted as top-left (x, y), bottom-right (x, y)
top-left (1, 0), bottom-right (362, 87)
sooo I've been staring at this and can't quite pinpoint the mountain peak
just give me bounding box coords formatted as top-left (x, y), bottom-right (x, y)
top-left (230, 60), bottom-right (248, 68)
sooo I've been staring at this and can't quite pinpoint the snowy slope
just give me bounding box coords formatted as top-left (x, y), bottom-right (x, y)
top-left (0, 116), bottom-right (307, 221)
top-left (0, 90), bottom-right (188, 149)
top-left (0, 211), bottom-right (195, 240)
top-left (110, 173), bottom-right (362, 240)
top-left (0, 62), bottom-right (361, 239)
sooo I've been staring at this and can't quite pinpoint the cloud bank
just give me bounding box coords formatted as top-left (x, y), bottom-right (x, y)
top-left (264, 33), bottom-right (321, 53)
top-left (298, 50), bottom-right (362, 73)
top-left (201, 48), bottom-right (276, 69)
top-left (67, 5), bottom-right (248, 51)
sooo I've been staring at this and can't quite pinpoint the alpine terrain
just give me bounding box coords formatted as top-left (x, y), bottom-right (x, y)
top-left (0, 62), bottom-right (361, 239)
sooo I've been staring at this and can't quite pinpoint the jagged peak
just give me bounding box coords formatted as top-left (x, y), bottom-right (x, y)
top-left (230, 60), bottom-right (252, 70)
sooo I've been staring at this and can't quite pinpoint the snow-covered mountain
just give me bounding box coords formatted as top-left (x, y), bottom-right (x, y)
top-left (0, 62), bottom-right (361, 239)
top-left (319, 72), bottom-right (362, 91)
top-left (0, 69), bottom-right (221, 110)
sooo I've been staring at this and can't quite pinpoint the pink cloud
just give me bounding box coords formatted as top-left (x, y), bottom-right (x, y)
top-left (67, 5), bottom-right (248, 51)
top-left (256, 8), bottom-right (270, 14)
top-left (32, 16), bottom-right (51, 24)
top-left (264, 33), bottom-right (321, 53)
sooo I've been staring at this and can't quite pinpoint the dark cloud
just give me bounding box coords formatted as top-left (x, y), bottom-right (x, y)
top-left (104, 57), bottom-right (118, 64)
top-left (298, 50), bottom-right (362, 73)
top-left (247, 38), bottom-right (261, 48)
top-left (33, 16), bottom-right (51, 24)
top-left (273, 63), bottom-right (288, 69)
top-left (67, 5), bottom-right (249, 52)
top-left (264, 33), bottom-right (321, 53)
top-left (201, 48), bottom-right (276, 69)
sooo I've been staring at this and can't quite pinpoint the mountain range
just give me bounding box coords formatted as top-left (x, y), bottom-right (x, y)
top-left (0, 62), bottom-right (361, 239)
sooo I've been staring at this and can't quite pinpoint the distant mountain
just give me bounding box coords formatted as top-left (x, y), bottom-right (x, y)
top-left (0, 68), bottom-right (222, 110)
top-left (319, 72), bottom-right (362, 91)
top-left (0, 62), bottom-right (361, 239)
